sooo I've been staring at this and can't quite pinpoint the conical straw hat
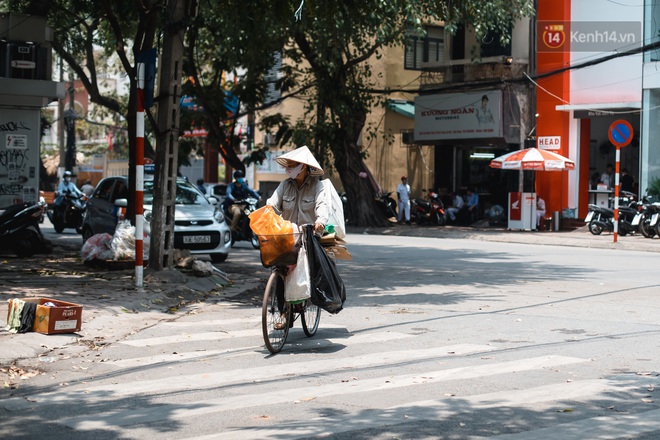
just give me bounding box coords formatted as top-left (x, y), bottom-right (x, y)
top-left (275, 145), bottom-right (324, 176)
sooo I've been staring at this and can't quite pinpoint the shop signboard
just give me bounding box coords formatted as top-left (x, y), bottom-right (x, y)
top-left (537, 136), bottom-right (561, 150)
top-left (414, 91), bottom-right (502, 142)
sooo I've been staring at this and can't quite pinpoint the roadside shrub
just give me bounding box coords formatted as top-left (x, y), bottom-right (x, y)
top-left (647, 177), bottom-right (660, 196)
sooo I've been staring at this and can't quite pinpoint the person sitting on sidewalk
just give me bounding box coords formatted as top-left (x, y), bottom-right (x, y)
top-left (445, 190), bottom-right (464, 223)
top-left (458, 188), bottom-right (479, 224)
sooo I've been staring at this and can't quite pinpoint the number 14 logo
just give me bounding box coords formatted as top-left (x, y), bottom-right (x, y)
top-left (542, 24), bottom-right (566, 50)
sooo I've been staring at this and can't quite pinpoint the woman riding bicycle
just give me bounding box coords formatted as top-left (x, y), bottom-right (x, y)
top-left (265, 146), bottom-right (329, 331)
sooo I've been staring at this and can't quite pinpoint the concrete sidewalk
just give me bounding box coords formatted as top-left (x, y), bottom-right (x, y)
top-left (354, 222), bottom-right (660, 253)
top-left (0, 239), bottom-right (266, 367)
top-left (1, 222), bottom-right (657, 371)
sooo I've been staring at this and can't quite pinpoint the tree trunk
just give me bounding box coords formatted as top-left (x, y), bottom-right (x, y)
top-left (333, 108), bottom-right (391, 227)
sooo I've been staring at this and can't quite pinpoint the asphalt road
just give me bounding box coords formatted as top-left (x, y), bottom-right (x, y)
top-left (2, 231), bottom-right (660, 439)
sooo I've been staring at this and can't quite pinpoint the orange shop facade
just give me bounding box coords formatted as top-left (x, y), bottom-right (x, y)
top-left (535, 0), bottom-right (643, 220)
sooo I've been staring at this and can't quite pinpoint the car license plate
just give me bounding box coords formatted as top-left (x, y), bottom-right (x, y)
top-left (632, 213), bottom-right (641, 226)
top-left (584, 211), bottom-right (594, 223)
top-left (651, 213), bottom-right (659, 227)
top-left (183, 235), bottom-right (211, 244)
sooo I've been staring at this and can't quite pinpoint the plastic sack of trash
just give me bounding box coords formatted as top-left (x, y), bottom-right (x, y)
top-left (249, 205), bottom-right (297, 267)
top-left (284, 239), bottom-right (311, 302)
top-left (111, 220), bottom-right (150, 261)
top-left (485, 204), bottom-right (506, 226)
top-left (81, 233), bottom-right (114, 261)
top-left (304, 225), bottom-right (346, 314)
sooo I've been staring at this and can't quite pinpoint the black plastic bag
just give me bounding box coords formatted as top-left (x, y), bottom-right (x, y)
top-left (304, 226), bottom-right (346, 314)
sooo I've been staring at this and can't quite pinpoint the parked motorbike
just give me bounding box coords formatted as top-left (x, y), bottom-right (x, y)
top-left (585, 195), bottom-right (638, 236)
top-left (485, 204), bottom-right (507, 226)
top-left (47, 191), bottom-right (87, 234)
top-left (0, 201), bottom-right (46, 257)
top-left (411, 189), bottom-right (447, 226)
top-left (376, 191), bottom-right (398, 220)
top-left (223, 197), bottom-right (260, 248)
top-left (642, 200), bottom-right (660, 238)
top-left (339, 191), bottom-right (397, 224)
top-left (631, 195), bottom-right (659, 238)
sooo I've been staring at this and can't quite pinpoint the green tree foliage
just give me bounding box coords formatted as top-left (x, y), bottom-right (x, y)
top-left (8, 0), bottom-right (167, 221)
top-left (181, 0), bottom-right (296, 172)
top-left (275, 0), bottom-right (535, 226)
top-left (7, 0), bottom-right (534, 228)
top-left (647, 177), bottom-right (660, 196)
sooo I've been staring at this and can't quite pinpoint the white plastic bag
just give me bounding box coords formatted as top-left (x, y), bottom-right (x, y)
top-left (80, 233), bottom-right (114, 261)
top-left (284, 241), bottom-right (311, 302)
top-left (111, 220), bottom-right (150, 261)
top-left (322, 179), bottom-right (346, 238)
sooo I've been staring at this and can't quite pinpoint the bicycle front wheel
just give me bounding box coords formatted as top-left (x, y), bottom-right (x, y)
top-left (262, 272), bottom-right (289, 353)
top-left (301, 298), bottom-right (321, 337)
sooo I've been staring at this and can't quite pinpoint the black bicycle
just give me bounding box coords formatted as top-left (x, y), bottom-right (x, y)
top-left (261, 265), bottom-right (321, 353)
top-left (261, 226), bottom-right (322, 354)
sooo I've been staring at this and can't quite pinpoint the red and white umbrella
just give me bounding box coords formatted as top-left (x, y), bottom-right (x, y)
top-left (489, 148), bottom-right (575, 171)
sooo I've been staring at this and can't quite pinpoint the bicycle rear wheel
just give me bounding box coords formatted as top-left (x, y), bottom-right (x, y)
top-left (301, 298), bottom-right (321, 337)
top-left (262, 272), bottom-right (289, 353)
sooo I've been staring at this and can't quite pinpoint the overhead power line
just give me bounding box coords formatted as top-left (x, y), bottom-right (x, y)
top-left (369, 39), bottom-right (660, 95)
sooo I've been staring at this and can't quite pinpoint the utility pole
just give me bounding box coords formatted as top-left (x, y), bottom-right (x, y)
top-left (150, 0), bottom-right (194, 270)
top-left (57, 59), bottom-right (65, 177)
top-left (63, 78), bottom-right (77, 173)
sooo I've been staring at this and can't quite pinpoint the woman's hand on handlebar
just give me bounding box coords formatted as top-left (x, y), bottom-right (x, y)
top-left (313, 222), bottom-right (325, 235)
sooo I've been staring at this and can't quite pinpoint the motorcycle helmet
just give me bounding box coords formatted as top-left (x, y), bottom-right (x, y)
top-left (233, 170), bottom-right (245, 179)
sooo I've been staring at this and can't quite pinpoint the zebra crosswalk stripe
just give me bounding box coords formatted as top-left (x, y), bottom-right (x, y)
top-left (58, 355), bottom-right (587, 431)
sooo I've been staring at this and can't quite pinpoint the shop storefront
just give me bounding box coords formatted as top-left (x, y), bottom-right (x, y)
top-left (415, 88), bottom-right (530, 212)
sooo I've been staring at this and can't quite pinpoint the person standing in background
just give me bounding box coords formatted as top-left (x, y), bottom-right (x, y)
top-left (536, 196), bottom-right (546, 229)
top-left (80, 179), bottom-right (95, 197)
top-left (600, 164), bottom-right (614, 190)
top-left (196, 178), bottom-right (206, 194)
top-left (620, 169), bottom-right (635, 194)
top-left (397, 176), bottom-right (411, 225)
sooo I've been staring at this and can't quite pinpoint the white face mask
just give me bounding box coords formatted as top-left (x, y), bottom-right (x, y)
top-left (285, 163), bottom-right (304, 179)
top-left (65, 177), bottom-right (71, 182)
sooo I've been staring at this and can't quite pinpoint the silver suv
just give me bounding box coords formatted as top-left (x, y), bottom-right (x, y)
top-left (81, 176), bottom-right (231, 263)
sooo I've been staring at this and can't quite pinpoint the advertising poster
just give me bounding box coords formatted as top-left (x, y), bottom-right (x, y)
top-left (414, 90), bottom-right (502, 143)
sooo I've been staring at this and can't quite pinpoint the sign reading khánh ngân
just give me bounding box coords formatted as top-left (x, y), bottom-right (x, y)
top-left (414, 91), bottom-right (502, 143)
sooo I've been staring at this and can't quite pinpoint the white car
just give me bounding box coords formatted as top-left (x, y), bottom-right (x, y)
top-left (82, 176), bottom-right (232, 262)
top-left (202, 182), bottom-right (228, 206)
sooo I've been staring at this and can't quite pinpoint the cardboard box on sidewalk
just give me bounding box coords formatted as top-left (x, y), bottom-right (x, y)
top-left (7, 298), bottom-right (82, 334)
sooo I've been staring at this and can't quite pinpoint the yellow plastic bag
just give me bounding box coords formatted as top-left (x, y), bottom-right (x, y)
top-left (249, 205), bottom-right (297, 267)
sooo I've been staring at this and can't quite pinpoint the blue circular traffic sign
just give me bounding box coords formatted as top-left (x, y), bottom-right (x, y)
top-left (608, 119), bottom-right (633, 148)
